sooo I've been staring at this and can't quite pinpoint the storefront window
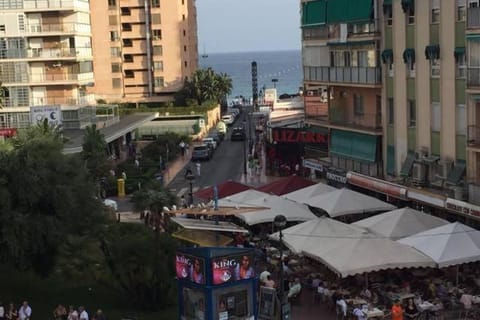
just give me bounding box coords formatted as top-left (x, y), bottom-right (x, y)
top-left (182, 287), bottom-right (205, 320)
top-left (214, 284), bottom-right (252, 320)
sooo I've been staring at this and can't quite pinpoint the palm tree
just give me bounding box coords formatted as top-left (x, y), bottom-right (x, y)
top-left (82, 124), bottom-right (108, 180)
top-left (181, 68), bottom-right (233, 105)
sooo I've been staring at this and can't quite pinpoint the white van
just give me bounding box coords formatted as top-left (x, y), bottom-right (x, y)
top-left (222, 114), bottom-right (235, 125)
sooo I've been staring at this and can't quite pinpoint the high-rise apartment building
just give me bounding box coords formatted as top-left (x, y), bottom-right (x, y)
top-left (0, 0), bottom-right (96, 129)
top-left (301, 0), bottom-right (384, 177)
top-left (90, 0), bottom-right (198, 103)
top-left (301, 0), bottom-right (480, 207)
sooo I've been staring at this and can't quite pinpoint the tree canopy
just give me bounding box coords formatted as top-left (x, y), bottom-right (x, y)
top-left (176, 68), bottom-right (233, 106)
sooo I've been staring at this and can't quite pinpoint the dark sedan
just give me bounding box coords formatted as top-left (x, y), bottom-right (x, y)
top-left (231, 127), bottom-right (246, 141)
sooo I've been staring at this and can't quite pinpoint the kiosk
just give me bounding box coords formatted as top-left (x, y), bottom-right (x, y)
top-left (176, 247), bottom-right (258, 320)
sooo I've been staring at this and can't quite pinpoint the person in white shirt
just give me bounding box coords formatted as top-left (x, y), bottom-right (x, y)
top-left (336, 296), bottom-right (347, 319)
top-left (288, 278), bottom-right (302, 299)
top-left (0, 301), bottom-right (5, 320)
top-left (18, 301), bottom-right (32, 320)
top-left (78, 306), bottom-right (89, 320)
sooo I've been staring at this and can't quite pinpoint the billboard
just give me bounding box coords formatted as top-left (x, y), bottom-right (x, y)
top-left (211, 253), bottom-right (255, 285)
top-left (30, 106), bottom-right (62, 126)
top-left (175, 253), bottom-right (205, 285)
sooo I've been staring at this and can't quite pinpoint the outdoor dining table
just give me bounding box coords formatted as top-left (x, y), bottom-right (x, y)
top-left (346, 298), bottom-right (368, 306)
top-left (417, 301), bottom-right (434, 312)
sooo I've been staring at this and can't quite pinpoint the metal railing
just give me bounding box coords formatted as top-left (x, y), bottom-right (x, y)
top-left (302, 21), bottom-right (379, 41)
top-left (26, 22), bottom-right (91, 34)
top-left (2, 94), bottom-right (95, 107)
top-left (467, 68), bottom-right (480, 87)
top-left (467, 124), bottom-right (480, 148)
top-left (304, 66), bottom-right (381, 85)
top-left (467, 6), bottom-right (480, 29)
top-left (23, 0), bottom-right (90, 10)
top-left (0, 47), bottom-right (92, 60)
top-left (329, 110), bottom-right (382, 130)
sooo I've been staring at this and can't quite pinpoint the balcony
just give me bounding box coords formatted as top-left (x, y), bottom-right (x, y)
top-left (23, 0), bottom-right (90, 11)
top-left (2, 94), bottom-right (95, 107)
top-left (304, 95), bottom-right (329, 123)
top-left (329, 109), bottom-right (382, 132)
top-left (120, 10), bottom-right (145, 23)
top-left (23, 72), bottom-right (94, 85)
top-left (119, 0), bottom-right (145, 6)
top-left (0, 47), bottom-right (92, 61)
top-left (468, 125), bottom-right (480, 150)
top-left (302, 21), bottom-right (380, 41)
top-left (467, 6), bottom-right (480, 29)
top-left (26, 23), bottom-right (91, 35)
top-left (304, 66), bottom-right (381, 86)
top-left (468, 68), bottom-right (480, 88)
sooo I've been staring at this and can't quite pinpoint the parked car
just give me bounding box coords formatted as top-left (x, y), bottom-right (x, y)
top-left (208, 130), bottom-right (224, 144)
top-left (202, 137), bottom-right (217, 150)
top-left (231, 127), bottom-right (246, 141)
top-left (191, 144), bottom-right (212, 161)
top-left (222, 114), bottom-right (235, 126)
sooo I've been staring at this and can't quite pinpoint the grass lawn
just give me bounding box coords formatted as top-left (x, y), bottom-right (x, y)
top-left (0, 265), bottom-right (178, 320)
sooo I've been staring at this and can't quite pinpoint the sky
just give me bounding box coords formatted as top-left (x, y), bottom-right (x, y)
top-left (196, 0), bottom-right (301, 54)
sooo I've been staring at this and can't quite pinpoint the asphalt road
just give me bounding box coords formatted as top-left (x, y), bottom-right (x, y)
top-left (167, 107), bottom-right (253, 198)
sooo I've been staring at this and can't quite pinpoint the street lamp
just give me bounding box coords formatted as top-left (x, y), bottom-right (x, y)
top-left (274, 214), bottom-right (287, 320)
top-left (243, 119), bottom-right (248, 176)
top-left (185, 171), bottom-right (195, 206)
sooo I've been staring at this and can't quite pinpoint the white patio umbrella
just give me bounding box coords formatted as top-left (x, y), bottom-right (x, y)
top-left (353, 207), bottom-right (449, 240)
top-left (283, 182), bottom-right (336, 204)
top-left (304, 188), bottom-right (396, 218)
top-left (398, 222), bottom-right (480, 268)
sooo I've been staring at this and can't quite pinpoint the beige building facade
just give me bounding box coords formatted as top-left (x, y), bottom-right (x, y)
top-left (89, 0), bottom-right (198, 103)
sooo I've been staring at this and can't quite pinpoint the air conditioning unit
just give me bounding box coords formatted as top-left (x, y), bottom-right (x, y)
top-left (437, 158), bottom-right (453, 179)
top-left (416, 147), bottom-right (429, 159)
top-left (412, 162), bottom-right (427, 185)
top-left (52, 63), bottom-right (62, 68)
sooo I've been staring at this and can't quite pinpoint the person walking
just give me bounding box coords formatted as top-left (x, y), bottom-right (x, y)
top-left (17, 301), bottom-right (31, 320)
top-left (195, 161), bottom-right (201, 177)
top-left (179, 140), bottom-right (186, 158)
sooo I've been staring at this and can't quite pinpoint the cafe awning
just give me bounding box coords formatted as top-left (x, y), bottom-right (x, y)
top-left (327, 0), bottom-right (373, 23)
top-left (381, 49), bottom-right (393, 64)
top-left (403, 48), bottom-right (415, 63)
top-left (171, 217), bottom-right (249, 233)
top-left (172, 229), bottom-right (233, 247)
top-left (193, 180), bottom-right (250, 201)
top-left (425, 45), bottom-right (440, 60)
top-left (330, 130), bottom-right (378, 163)
top-left (284, 182), bottom-right (336, 204)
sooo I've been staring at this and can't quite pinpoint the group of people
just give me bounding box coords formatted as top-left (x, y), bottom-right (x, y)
top-left (0, 301), bottom-right (32, 320)
top-left (52, 304), bottom-right (105, 320)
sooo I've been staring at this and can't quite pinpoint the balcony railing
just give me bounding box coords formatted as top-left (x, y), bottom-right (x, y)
top-left (304, 96), bottom-right (328, 121)
top-left (467, 125), bottom-right (480, 148)
top-left (2, 94), bottom-right (95, 107)
top-left (467, 6), bottom-right (480, 29)
top-left (468, 68), bottom-right (480, 87)
top-left (304, 66), bottom-right (381, 85)
top-left (26, 23), bottom-right (91, 34)
top-left (25, 72), bottom-right (94, 83)
top-left (0, 47), bottom-right (92, 60)
top-left (329, 109), bottom-right (382, 131)
top-left (23, 0), bottom-right (90, 11)
top-left (302, 21), bottom-right (379, 41)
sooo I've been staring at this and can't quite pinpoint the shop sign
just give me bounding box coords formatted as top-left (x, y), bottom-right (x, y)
top-left (272, 128), bottom-right (328, 144)
top-left (303, 158), bottom-right (324, 172)
top-left (346, 172), bottom-right (407, 199)
top-left (211, 253), bottom-right (255, 285)
top-left (326, 171), bottom-right (347, 184)
top-left (0, 128), bottom-right (17, 136)
top-left (445, 198), bottom-right (480, 218)
top-left (175, 253), bottom-right (205, 284)
top-left (407, 189), bottom-right (445, 208)
top-left (30, 106), bottom-right (62, 126)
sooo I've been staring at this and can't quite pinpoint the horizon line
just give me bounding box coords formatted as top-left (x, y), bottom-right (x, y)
top-left (201, 48), bottom-right (301, 55)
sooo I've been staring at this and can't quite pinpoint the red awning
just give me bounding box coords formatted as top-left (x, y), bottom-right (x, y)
top-left (194, 180), bottom-right (251, 201)
top-left (256, 176), bottom-right (316, 196)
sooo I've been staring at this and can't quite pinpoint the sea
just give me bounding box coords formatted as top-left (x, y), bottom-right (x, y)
top-left (199, 50), bottom-right (303, 103)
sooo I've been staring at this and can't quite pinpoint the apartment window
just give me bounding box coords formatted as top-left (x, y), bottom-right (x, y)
top-left (123, 54), bottom-right (133, 62)
top-left (431, 59), bottom-right (440, 77)
top-left (184, 45), bottom-right (187, 52)
top-left (110, 47), bottom-right (121, 57)
top-left (125, 70), bottom-right (134, 78)
top-left (385, 5), bottom-right (393, 26)
top-left (123, 39), bottom-right (133, 47)
top-left (152, 29), bottom-right (162, 40)
top-left (183, 30), bottom-right (186, 36)
top-left (182, 14), bottom-right (186, 21)
top-left (154, 61), bottom-right (163, 71)
top-left (184, 61), bottom-right (188, 67)
top-left (151, 0), bottom-right (160, 8)
top-left (154, 76), bottom-right (164, 88)
top-left (456, 52), bottom-right (466, 78)
top-left (111, 63), bottom-right (121, 73)
top-left (0, 25), bottom-right (5, 32)
top-left (110, 31), bottom-right (119, 41)
top-left (353, 94), bottom-right (364, 116)
top-left (151, 14), bottom-right (161, 24)
top-left (108, 0), bottom-right (116, 7)
top-left (388, 62), bottom-right (394, 77)
top-left (457, 0), bottom-right (466, 21)
top-left (153, 45), bottom-right (163, 55)
top-left (387, 98), bottom-right (394, 125)
top-left (431, 102), bottom-right (441, 132)
top-left (456, 104), bottom-right (466, 135)
top-left (112, 78), bottom-right (121, 88)
top-left (408, 100), bottom-right (416, 127)
top-left (109, 15), bottom-right (117, 26)
top-left (407, 5), bottom-right (415, 24)
top-left (122, 23), bottom-right (132, 32)
top-left (121, 7), bottom-right (131, 16)
top-left (431, 0), bottom-right (440, 23)
top-left (182, 0), bottom-right (185, 4)
top-left (344, 51), bottom-right (352, 67)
